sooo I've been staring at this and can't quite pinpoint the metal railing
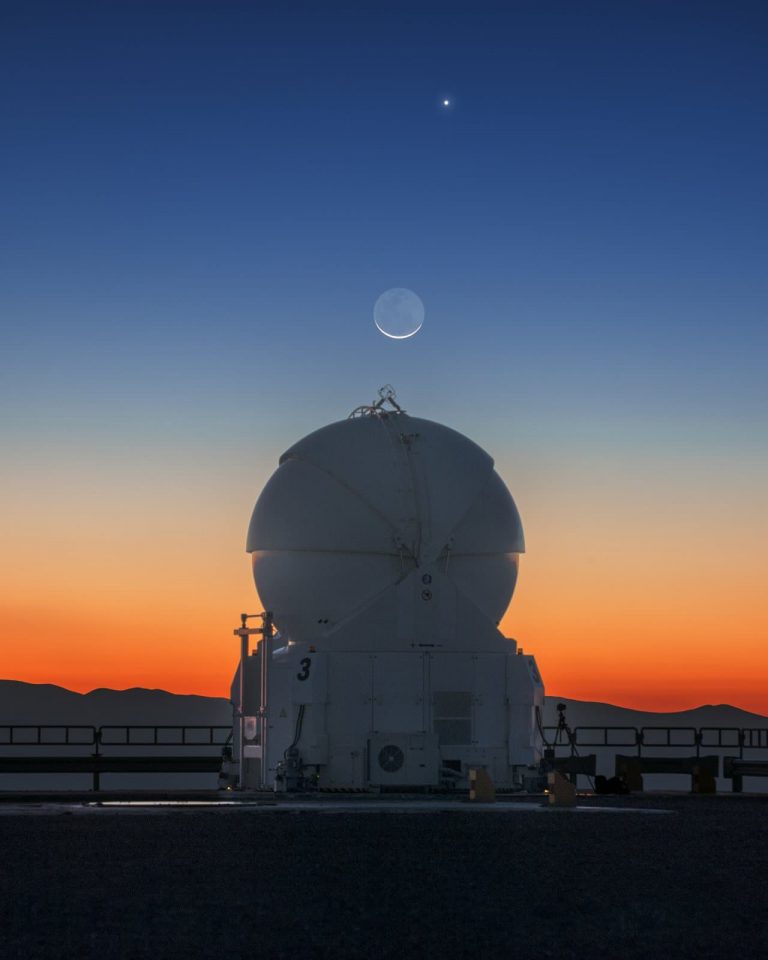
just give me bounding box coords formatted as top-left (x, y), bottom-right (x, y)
top-left (0, 724), bottom-right (233, 791)
top-left (0, 724), bottom-right (231, 748)
top-left (3, 722), bottom-right (768, 792)
top-left (98, 725), bottom-right (232, 746)
top-left (542, 724), bottom-right (768, 760)
top-left (0, 725), bottom-right (97, 745)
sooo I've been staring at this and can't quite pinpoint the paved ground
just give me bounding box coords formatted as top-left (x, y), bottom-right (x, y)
top-left (1, 794), bottom-right (766, 959)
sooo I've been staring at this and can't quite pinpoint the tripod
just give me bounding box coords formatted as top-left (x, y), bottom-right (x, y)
top-left (540, 702), bottom-right (580, 786)
top-left (552, 701), bottom-right (577, 756)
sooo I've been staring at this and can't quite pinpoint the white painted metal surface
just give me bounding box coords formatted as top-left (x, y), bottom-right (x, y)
top-left (246, 411), bottom-right (524, 644)
top-left (234, 398), bottom-right (543, 791)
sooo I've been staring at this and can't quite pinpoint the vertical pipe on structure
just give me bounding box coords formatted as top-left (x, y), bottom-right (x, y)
top-left (259, 612), bottom-right (273, 790)
top-left (258, 635), bottom-right (266, 788)
top-left (238, 618), bottom-right (249, 790)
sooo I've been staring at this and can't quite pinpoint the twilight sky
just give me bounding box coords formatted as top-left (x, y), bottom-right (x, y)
top-left (2, 1), bottom-right (767, 711)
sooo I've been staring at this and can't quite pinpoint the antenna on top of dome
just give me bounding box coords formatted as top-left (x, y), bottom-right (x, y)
top-left (348, 384), bottom-right (404, 419)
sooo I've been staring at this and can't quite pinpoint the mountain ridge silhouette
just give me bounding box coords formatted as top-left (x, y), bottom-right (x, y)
top-left (1, 679), bottom-right (765, 727)
top-left (0, 679), bottom-right (232, 725)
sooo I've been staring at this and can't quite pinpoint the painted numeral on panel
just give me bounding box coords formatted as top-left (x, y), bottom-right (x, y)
top-left (296, 657), bottom-right (312, 682)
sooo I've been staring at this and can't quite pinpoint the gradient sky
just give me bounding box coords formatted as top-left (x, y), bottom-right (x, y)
top-left (2, 1), bottom-right (767, 712)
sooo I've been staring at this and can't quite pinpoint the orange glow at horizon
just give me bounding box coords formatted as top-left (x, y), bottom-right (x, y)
top-left (499, 453), bottom-right (768, 714)
top-left (1, 441), bottom-right (767, 714)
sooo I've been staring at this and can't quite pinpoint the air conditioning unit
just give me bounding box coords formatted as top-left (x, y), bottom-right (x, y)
top-left (368, 733), bottom-right (440, 787)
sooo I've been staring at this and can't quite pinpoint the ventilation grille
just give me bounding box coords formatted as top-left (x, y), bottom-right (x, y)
top-left (378, 744), bottom-right (405, 772)
top-left (433, 691), bottom-right (472, 745)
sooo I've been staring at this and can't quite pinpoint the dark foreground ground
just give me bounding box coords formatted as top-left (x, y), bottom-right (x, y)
top-left (1, 795), bottom-right (766, 959)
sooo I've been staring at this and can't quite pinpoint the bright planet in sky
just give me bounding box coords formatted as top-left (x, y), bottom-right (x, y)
top-left (373, 288), bottom-right (425, 339)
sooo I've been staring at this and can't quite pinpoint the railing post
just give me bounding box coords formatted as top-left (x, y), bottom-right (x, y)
top-left (92, 727), bottom-right (102, 792)
top-left (732, 765), bottom-right (743, 793)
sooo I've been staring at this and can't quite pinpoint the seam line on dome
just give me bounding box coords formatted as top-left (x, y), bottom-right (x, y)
top-left (252, 548), bottom-right (404, 557)
top-left (280, 453), bottom-right (416, 555)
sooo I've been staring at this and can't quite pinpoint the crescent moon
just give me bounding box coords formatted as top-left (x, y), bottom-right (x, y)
top-left (373, 288), bottom-right (425, 340)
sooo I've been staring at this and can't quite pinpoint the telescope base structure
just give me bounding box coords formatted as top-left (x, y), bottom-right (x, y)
top-left (231, 640), bottom-right (544, 792)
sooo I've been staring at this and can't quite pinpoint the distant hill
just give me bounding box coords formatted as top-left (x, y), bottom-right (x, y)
top-left (1, 680), bottom-right (765, 729)
top-left (541, 696), bottom-right (768, 730)
top-left (0, 680), bottom-right (232, 725)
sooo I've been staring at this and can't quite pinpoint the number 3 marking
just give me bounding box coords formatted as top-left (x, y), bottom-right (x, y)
top-left (296, 657), bottom-right (312, 682)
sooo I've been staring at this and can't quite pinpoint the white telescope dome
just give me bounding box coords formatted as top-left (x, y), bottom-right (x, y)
top-left (246, 399), bottom-right (524, 644)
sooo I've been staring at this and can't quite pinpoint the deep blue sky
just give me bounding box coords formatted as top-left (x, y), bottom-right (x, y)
top-left (3, 1), bottom-right (767, 447)
top-left (2, 2), bottom-right (768, 704)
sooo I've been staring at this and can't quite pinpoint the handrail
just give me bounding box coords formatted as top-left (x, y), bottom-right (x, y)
top-left (0, 724), bottom-right (233, 792)
top-left (541, 724), bottom-right (768, 760)
top-left (741, 728), bottom-right (768, 750)
top-left (0, 724), bottom-right (231, 748)
top-left (2, 722), bottom-right (766, 756)
top-left (0, 725), bottom-right (97, 746)
top-left (99, 725), bottom-right (232, 746)
top-left (639, 725), bottom-right (698, 746)
top-left (575, 726), bottom-right (639, 747)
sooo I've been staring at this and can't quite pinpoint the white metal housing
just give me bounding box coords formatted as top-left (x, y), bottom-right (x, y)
top-left (232, 399), bottom-right (544, 791)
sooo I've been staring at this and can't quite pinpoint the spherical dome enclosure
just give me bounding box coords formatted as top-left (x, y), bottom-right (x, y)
top-left (246, 412), bottom-right (524, 643)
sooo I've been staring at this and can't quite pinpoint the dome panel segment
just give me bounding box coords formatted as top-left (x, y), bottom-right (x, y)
top-left (280, 415), bottom-right (420, 548)
top-left (247, 457), bottom-right (398, 555)
top-left (402, 418), bottom-right (496, 564)
top-left (252, 550), bottom-right (403, 642)
top-left (448, 470), bottom-right (525, 556)
top-left (449, 553), bottom-right (520, 624)
top-left (279, 414), bottom-right (497, 564)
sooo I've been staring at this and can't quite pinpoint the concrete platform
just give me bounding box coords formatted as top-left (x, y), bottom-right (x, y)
top-left (1, 794), bottom-right (765, 958)
top-left (0, 797), bottom-right (674, 815)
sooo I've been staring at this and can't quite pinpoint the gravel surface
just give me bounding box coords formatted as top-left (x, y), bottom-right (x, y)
top-left (1, 795), bottom-right (766, 959)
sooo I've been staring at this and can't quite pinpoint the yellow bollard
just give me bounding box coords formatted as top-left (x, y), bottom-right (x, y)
top-left (547, 770), bottom-right (577, 807)
top-left (468, 767), bottom-right (496, 803)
